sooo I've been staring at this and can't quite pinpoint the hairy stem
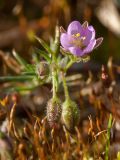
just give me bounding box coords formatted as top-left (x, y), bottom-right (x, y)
top-left (52, 53), bottom-right (58, 99)
top-left (62, 72), bottom-right (70, 101)
top-left (52, 68), bottom-right (57, 99)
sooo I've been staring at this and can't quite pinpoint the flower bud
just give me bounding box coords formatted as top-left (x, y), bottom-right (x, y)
top-left (47, 98), bottom-right (62, 128)
top-left (36, 61), bottom-right (49, 79)
top-left (62, 99), bottom-right (80, 131)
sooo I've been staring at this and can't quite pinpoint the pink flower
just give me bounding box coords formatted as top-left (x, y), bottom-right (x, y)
top-left (60, 21), bottom-right (103, 57)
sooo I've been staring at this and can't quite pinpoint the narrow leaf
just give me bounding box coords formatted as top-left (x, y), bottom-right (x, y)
top-left (25, 64), bottom-right (36, 72)
top-left (12, 49), bottom-right (28, 68)
top-left (34, 48), bottom-right (51, 62)
top-left (0, 75), bottom-right (34, 83)
top-left (12, 86), bottom-right (36, 92)
top-left (53, 25), bottom-right (60, 55)
top-left (21, 71), bottom-right (36, 76)
top-left (35, 36), bottom-right (54, 55)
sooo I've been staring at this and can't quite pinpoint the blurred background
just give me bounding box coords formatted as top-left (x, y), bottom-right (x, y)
top-left (0, 0), bottom-right (120, 67)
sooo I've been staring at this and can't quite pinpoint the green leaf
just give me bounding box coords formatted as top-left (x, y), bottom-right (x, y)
top-left (12, 49), bottom-right (28, 68)
top-left (12, 86), bottom-right (36, 92)
top-left (34, 48), bottom-right (51, 62)
top-left (0, 75), bottom-right (34, 83)
top-left (25, 64), bottom-right (36, 72)
top-left (52, 25), bottom-right (60, 55)
top-left (35, 36), bottom-right (54, 55)
top-left (32, 52), bottom-right (39, 63)
top-left (21, 71), bottom-right (36, 76)
top-left (13, 50), bottom-right (36, 73)
top-left (50, 37), bottom-right (54, 51)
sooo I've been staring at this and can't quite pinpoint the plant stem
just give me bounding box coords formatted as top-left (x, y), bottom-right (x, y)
top-left (52, 53), bottom-right (58, 99)
top-left (66, 59), bottom-right (74, 71)
top-left (62, 72), bottom-right (70, 101)
top-left (52, 68), bottom-right (57, 99)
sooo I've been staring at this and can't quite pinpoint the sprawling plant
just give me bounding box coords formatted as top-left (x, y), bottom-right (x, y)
top-left (0, 21), bottom-right (103, 130)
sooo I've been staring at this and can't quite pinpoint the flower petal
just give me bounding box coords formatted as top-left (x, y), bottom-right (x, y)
top-left (67, 21), bottom-right (82, 35)
top-left (81, 25), bottom-right (95, 46)
top-left (60, 33), bottom-right (74, 50)
top-left (81, 28), bottom-right (93, 46)
top-left (69, 47), bottom-right (83, 56)
top-left (83, 39), bottom-right (96, 55)
top-left (88, 25), bottom-right (95, 40)
top-left (94, 37), bottom-right (103, 49)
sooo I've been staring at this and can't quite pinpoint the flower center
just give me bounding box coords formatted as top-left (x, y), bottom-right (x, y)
top-left (73, 33), bottom-right (80, 38)
top-left (72, 33), bottom-right (86, 49)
